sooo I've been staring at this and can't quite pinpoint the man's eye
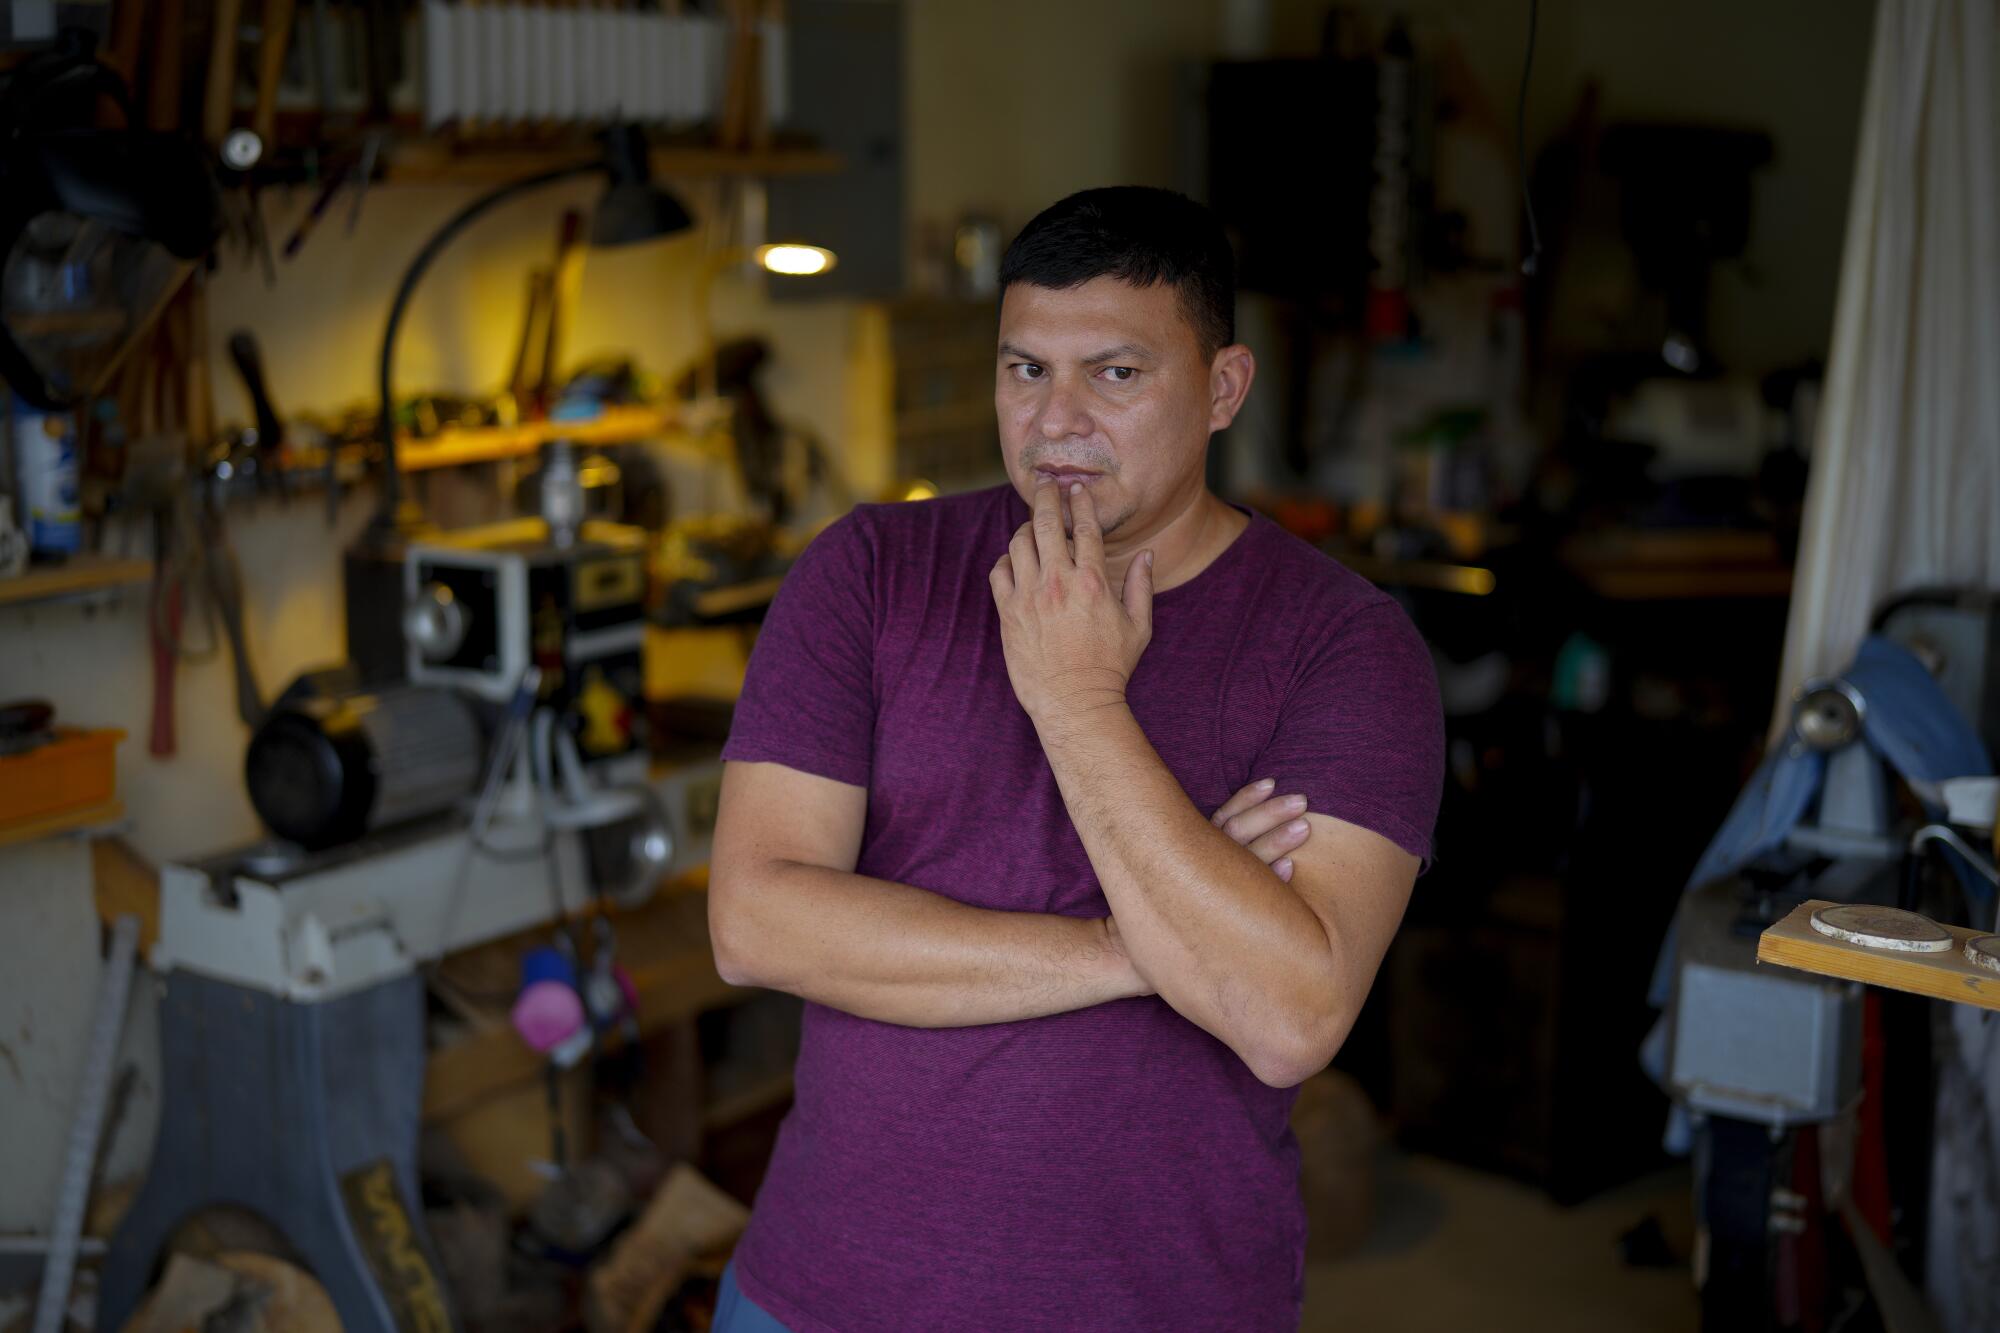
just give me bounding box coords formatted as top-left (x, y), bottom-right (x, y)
top-left (1010, 363), bottom-right (1044, 381)
top-left (1100, 366), bottom-right (1137, 383)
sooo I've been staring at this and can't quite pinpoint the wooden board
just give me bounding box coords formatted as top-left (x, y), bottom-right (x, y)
top-left (1561, 528), bottom-right (1793, 601)
top-left (0, 799), bottom-right (124, 851)
top-left (1758, 899), bottom-right (2000, 1011)
top-left (0, 556), bottom-right (151, 607)
top-left (394, 406), bottom-right (687, 472)
top-left (91, 836), bottom-right (161, 955)
top-left (384, 142), bottom-right (842, 184)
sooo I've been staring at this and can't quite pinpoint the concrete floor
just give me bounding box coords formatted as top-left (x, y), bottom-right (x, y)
top-left (1303, 1154), bottom-right (1700, 1332)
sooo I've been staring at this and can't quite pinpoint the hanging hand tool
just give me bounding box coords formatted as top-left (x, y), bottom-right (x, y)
top-left (226, 330), bottom-right (288, 501)
top-left (362, 0), bottom-right (398, 124)
top-left (199, 496), bottom-right (267, 729)
top-left (752, 0), bottom-right (783, 152)
top-left (149, 521), bottom-right (184, 757)
top-left (204, 0), bottom-right (246, 149)
top-left (251, 0), bottom-right (297, 154)
top-left (308, 0), bottom-right (337, 129)
top-left (120, 288), bottom-right (201, 759)
top-left (719, 0), bottom-right (757, 152)
top-left (282, 127), bottom-right (381, 264)
top-left (103, 0), bottom-right (147, 90)
top-left (145, 0), bottom-right (189, 131)
top-left (509, 267), bottom-right (555, 419)
top-left (345, 129), bottom-right (383, 234)
top-left (281, 158), bottom-right (349, 260)
top-left (186, 275), bottom-right (216, 450)
top-left (246, 188), bottom-right (276, 285)
top-left (538, 210), bottom-right (587, 409)
top-left (231, 0), bottom-right (296, 286)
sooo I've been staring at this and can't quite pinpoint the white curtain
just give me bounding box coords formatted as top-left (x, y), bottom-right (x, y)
top-left (1773, 0), bottom-right (2000, 725)
top-left (1789, 8), bottom-right (2000, 1326)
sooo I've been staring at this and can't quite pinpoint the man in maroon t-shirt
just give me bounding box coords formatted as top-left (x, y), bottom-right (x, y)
top-left (709, 187), bottom-right (1443, 1332)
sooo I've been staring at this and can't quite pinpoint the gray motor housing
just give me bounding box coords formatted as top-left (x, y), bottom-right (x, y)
top-left (246, 679), bottom-right (482, 850)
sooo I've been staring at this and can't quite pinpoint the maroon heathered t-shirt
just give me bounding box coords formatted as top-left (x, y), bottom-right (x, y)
top-left (720, 484), bottom-right (1443, 1332)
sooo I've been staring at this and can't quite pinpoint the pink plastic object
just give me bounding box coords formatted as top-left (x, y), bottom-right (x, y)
top-left (511, 978), bottom-right (588, 1053)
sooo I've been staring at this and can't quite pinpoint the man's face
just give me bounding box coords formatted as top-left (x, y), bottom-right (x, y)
top-left (995, 277), bottom-right (1218, 538)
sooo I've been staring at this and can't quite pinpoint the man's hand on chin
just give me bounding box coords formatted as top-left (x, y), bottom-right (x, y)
top-left (988, 479), bottom-right (1154, 732)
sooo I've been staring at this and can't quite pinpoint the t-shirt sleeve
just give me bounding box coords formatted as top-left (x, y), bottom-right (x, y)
top-left (1250, 597), bottom-right (1445, 867)
top-left (720, 511), bottom-right (875, 788)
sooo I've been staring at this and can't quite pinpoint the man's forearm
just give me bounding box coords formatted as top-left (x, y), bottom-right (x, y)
top-left (1037, 705), bottom-right (1337, 1082)
top-left (710, 860), bottom-right (1146, 1027)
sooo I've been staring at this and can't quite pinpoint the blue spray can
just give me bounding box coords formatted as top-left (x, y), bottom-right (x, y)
top-left (9, 400), bottom-right (81, 557)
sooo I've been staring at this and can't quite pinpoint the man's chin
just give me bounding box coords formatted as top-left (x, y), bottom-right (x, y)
top-left (1060, 508), bottom-right (1130, 541)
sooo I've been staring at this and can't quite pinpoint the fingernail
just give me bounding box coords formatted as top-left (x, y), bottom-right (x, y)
top-left (1142, 550), bottom-right (1155, 568)
top-left (1069, 481), bottom-right (1082, 495)
top-left (1255, 777), bottom-right (1275, 790)
top-left (1274, 858), bottom-right (1293, 879)
top-left (1287, 819), bottom-right (1309, 835)
top-left (1282, 794), bottom-right (1306, 812)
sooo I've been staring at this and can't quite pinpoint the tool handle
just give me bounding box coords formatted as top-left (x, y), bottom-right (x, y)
top-left (362, 0), bottom-right (397, 122)
top-left (145, 0), bottom-right (189, 132)
top-left (204, 0), bottom-right (245, 144)
top-left (253, 0), bottom-right (297, 149)
top-left (539, 212), bottom-right (586, 406)
top-left (226, 330), bottom-right (284, 453)
top-left (103, 0), bottom-right (148, 87)
top-left (149, 580), bottom-right (182, 757)
top-left (203, 539), bottom-right (267, 727)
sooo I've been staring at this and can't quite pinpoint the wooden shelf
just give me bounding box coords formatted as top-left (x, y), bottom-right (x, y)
top-left (385, 141), bottom-right (842, 185)
top-left (1758, 899), bottom-right (2000, 1012)
top-left (1562, 528), bottom-right (1793, 601)
top-left (0, 800), bottom-right (125, 851)
top-left (1573, 567), bottom-right (1794, 601)
top-left (0, 555), bottom-right (152, 608)
top-left (394, 405), bottom-right (686, 472)
top-left (1337, 554), bottom-right (1498, 597)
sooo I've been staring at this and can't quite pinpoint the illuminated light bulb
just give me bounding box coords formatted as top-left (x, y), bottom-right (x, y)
top-left (755, 243), bottom-right (837, 276)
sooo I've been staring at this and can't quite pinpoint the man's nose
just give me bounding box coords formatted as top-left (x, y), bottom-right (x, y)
top-left (1038, 376), bottom-right (1093, 441)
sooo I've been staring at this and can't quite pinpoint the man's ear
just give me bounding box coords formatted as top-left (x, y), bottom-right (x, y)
top-left (1208, 344), bottom-right (1256, 432)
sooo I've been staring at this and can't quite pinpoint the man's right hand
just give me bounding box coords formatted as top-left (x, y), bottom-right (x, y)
top-left (1210, 778), bottom-right (1312, 882)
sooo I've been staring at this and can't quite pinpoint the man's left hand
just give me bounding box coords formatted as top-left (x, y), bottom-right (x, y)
top-left (990, 480), bottom-right (1154, 729)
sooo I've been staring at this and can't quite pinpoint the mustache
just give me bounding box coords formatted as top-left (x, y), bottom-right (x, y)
top-left (1019, 443), bottom-right (1116, 473)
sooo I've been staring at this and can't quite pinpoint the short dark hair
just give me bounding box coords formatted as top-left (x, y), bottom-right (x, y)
top-left (998, 186), bottom-right (1236, 360)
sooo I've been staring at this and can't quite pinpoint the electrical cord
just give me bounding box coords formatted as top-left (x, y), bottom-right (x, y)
top-left (1516, 0), bottom-right (1544, 276)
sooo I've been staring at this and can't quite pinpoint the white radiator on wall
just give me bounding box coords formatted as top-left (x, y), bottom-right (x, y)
top-left (417, 3), bottom-right (786, 131)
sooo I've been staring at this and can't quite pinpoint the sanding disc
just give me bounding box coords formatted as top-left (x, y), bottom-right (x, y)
top-left (1966, 935), bottom-right (2000, 973)
top-left (1809, 904), bottom-right (1952, 953)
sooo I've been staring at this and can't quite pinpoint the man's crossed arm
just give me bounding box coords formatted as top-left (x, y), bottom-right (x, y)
top-left (987, 482), bottom-right (1419, 1088)
top-left (708, 765), bottom-right (1313, 1030)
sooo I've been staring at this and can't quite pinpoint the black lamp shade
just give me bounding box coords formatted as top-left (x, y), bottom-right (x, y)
top-left (590, 123), bottom-right (692, 247)
top-left (590, 181), bottom-right (693, 247)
